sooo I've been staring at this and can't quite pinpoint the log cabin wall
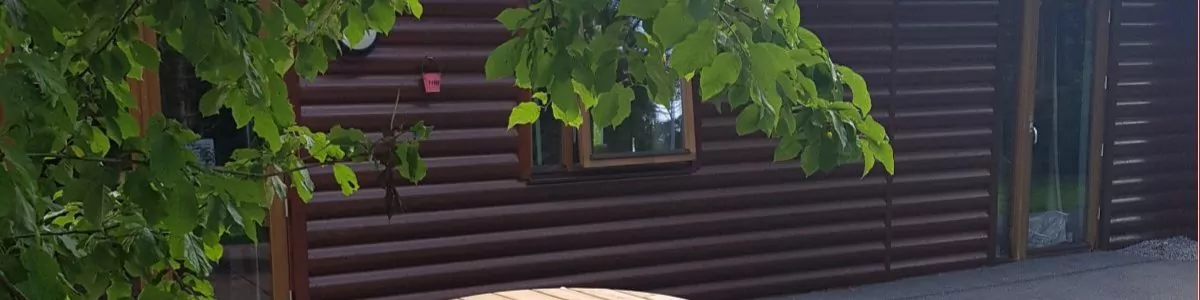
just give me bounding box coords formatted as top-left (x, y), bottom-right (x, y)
top-left (1098, 0), bottom-right (1198, 249)
top-left (294, 0), bottom-right (1006, 299)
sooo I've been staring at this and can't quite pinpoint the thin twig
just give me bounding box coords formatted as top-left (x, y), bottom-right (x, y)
top-left (4, 224), bottom-right (121, 241)
top-left (194, 151), bottom-right (374, 179)
top-left (0, 270), bottom-right (28, 300)
top-left (89, 0), bottom-right (141, 61)
top-left (389, 88), bottom-right (402, 132)
top-left (27, 153), bottom-right (135, 165)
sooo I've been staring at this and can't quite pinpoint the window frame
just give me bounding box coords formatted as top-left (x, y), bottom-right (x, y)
top-left (518, 80), bottom-right (701, 181)
top-left (577, 79), bottom-right (698, 168)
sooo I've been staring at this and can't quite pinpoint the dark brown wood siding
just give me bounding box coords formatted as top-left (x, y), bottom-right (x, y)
top-left (295, 0), bottom-right (1003, 299)
top-left (1099, 0), bottom-right (1198, 249)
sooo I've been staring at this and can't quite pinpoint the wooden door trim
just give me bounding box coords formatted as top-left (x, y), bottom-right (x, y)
top-left (1084, 0), bottom-right (1113, 250)
top-left (1009, 0), bottom-right (1042, 261)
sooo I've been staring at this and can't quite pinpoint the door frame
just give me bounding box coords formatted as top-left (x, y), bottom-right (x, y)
top-left (1008, 0), bottom-right (1111, 260)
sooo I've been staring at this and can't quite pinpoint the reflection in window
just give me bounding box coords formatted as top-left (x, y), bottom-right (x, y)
top-left (591, 81), bottom-right (686, 158)
top-left (211, 228), bottom-right (271, 299)
top-left (528, 2), bottom-right (696, 172)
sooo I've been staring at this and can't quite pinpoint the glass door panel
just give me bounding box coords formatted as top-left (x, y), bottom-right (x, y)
top-left (1026, 0), bottom-right (1095, 249)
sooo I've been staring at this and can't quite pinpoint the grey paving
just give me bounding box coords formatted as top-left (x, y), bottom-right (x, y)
top-left (765, 252), bottom-right (1197, 300)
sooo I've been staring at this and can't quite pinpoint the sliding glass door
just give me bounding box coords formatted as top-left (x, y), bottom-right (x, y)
top-left (1003, 0), bottom-right (1107, 259)
top-left (1025, 0), bottom-right (1096, 250)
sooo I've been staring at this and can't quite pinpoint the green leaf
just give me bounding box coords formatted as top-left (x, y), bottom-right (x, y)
top-left (610, 85), bottom-right (635, 127)
top-left (727, 83), bottom-right (750, 109)
top-left (735, 104), bottom-right (760, 136)
top-left (25, 0), bottom-right (76, 30)
top-left (591, 91), bottom-right (617, 129)
top-left (0, 173), bottom-right (16, 219)
top-left (508, 102), bottom-right (541, 129)
top-left (17, 248), bottom-right (64, 300)
top-left (281, 0), bottom-right (307, 28)
top-left (292, 169), bottom-right (314, 201)
top-left (796, 27), bottom-right (824, 50)
top-left (773, 0), bottom-right (802, 30)
top-left (700, 53), bottom-right (741, 100)
top-left (409, 122), bottom-right (432, 140)
top-left (861, 139), bottom-right (877, 177)
top-left (671, 20), bottom-right (717, 77)
top-left (617, 0), bottom-right (666, 18)
top-left (12, 53), bottom-right (67, 92)
top-left (733, 0), bottom-right (766, 19)
top-left (332, 163), bottom-right (360, 196)
top-left (367, 0), bottom-right (398, 32)
top-left (89, 126), bottom-right (111, 155)
top-left (329, 125), bottom-right (368, 148)
top-left (405, 0), bottom-right (424, 18)
top-left (147, 118), bottom-right (185, 181)
top-left (549, 78), bottom-right (579, 125)
top-left (125, 169), bottom-right (165, 224)
top-left (165, 183), bottom-right (199, 237)
top-left (652, 3), bottom-right (696, 48)
top-left (573, 80), bottom-right (598, 108)
top-left (838, 65), bottom-right (872, 116)
top-left (295, 43), bottom-right (328, 79)
top-left (262, 4), bottom-right (288, 37)
top-left (264, 39), bottom-right (293, 75)
top-left (496, 8), bottom-right (532, 30)
top-left (394, 143), bottom-right (426, 182)
top-left (748, 43), bottom-right (794, 87)
top-left (800, 141), bottom-right (822, 176)
top-left (253, 111), bottom-right (282, 151)
top-left (129, 40), bottom-right (161, 70)
top-left (138, 284), bottom-right (174, 300)
top-left (199, 88), bottom-right (227, 117)
top-left (344, 9), bottom-right (369, 46)
top-left (113, 112), bottom-right (140, 139)
top-left (183, 234), bottom-right (213, 276)
top-left (859, 116), bottom-right (887, 143)
top-left (106, 279), bottom-right (132, 300)
top-left (687, 0), bottom-right (718, 20)
top-left (774, 138), bottom-right (802, 162)
top-left (873, 141), bottom-right (895, 174)
top-left (790, 49), bottom-right (823, 67)
top-left (181, 17), bottom-right (215, 63)
top-left (485, 38), bottom-right (521, 80)
top-left (65, 177), bottom-right (105, 226)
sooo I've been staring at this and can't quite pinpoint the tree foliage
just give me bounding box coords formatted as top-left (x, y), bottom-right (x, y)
top-left (0, 0), bottom-right (424, 298)
top-left (488, 0), bottom-right (894, 176)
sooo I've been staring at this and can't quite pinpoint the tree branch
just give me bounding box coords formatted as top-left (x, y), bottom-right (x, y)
top-left (97, 0), bottom-right (142, 55)
top-left (0, 270), bottom-right (28, 300)
top-left (27, 153), bottom-right (137, 165)
top-left (4, 224), bottom-right (121, 241)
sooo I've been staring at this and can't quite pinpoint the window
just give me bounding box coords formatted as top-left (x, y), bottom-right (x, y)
top-left (526, 80), bottom-right (698, 178)
top-left (521, 6), bottom-right (699, 180)
top-left (578, 80), bottom-right (696, 168)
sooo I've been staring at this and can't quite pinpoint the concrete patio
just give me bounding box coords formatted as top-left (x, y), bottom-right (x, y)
top-left (770, 252), bottom-right (1196, 300)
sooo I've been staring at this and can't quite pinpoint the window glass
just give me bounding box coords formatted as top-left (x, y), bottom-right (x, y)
top-left (528, 0), bottom-right (695, 171)
top-left (590, 81), bottom-right (687, 158)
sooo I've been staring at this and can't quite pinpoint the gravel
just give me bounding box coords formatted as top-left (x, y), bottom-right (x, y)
top-left (1118, 236), bottom-right (1198, 261)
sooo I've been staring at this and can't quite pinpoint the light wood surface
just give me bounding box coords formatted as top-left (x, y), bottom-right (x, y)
top-left (455, 288), bottom-right (685, 300)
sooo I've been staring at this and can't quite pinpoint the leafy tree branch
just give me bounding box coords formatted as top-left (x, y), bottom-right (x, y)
top-left (489, 0), bottom-right (895, 176)
top-left (0, 0), bottom-right (426, 298)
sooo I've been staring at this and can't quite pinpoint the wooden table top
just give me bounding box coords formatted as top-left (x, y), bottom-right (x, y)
top-left (455, 288), bottom-right (686, 300)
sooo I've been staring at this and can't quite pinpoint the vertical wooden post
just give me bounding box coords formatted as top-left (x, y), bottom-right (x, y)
top-left (1010, 0), bottom-right (1042, 261)
top-left (282, 70), bottom-right (310, 300)
top-left (1084, 0), bottom-right (1112, 250)
top-left (130, 26), bottom-right (162, 129)
top-left (268, 191), bottom-right (292, 300)
top-left (256, 1), bottom-right (304, 299)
